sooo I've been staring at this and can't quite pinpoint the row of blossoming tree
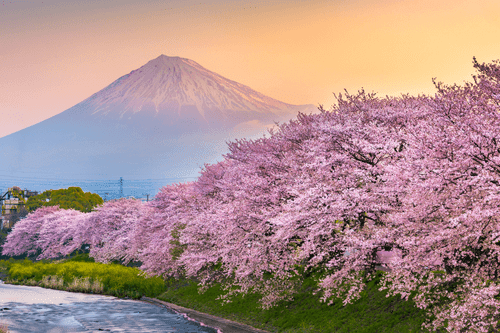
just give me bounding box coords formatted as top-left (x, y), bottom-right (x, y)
top-left (4, 57), bottom-right (500, 332)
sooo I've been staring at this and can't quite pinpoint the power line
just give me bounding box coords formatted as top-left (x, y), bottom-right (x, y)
top-left (0, 176), bottom-right (199, 201)
top-left (0, 174), bottom-right (198, 182)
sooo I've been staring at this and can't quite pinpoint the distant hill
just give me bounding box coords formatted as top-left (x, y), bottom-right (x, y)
top-left (0, 55), bottom-right (318, 181)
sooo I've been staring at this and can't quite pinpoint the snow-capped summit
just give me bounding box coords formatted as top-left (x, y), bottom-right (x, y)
top-left (0, 55), bottom-right (317, 180)
top-left (69, 54), bottom-right (312, 132)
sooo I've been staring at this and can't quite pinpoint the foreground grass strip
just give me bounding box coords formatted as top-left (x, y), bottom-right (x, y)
top-left (157, 272), bottom-right (429, 333)
top-left (0, 258), bottom-right (165, 299)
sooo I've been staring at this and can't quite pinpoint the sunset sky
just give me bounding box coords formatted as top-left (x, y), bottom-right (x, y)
top-left (1, 0), bottom-right (499, 138)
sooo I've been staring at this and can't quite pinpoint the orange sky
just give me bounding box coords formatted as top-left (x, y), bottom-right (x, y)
top-left (1, 0), bottom-right (499, 138)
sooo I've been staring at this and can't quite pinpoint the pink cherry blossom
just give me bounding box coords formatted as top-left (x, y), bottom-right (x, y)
top-left (4, 57), bottom-right (500, 331)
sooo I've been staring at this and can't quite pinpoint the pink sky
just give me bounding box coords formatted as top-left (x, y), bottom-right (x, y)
top-left (1, 0), bottom-right (500, 138)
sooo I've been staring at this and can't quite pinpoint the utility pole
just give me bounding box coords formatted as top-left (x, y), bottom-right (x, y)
top-left (142, 193), bottom-right (150, 202)
top-left (119, 177), bottom-right (123, 198)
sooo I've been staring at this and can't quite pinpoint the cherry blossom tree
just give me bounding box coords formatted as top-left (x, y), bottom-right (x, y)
top-left (84, 198), bottom-right (152, 264)
top-left (377, 57), bottom-right (500, 332)
top-left (4, 57), bottom-right (500, 332)
top-left (163, 57), bottom-right (500, 331)
top-left (2, 206), bottom-right (61, 257)
top-left (35, 208), bottom-right (90, 259)
top-left (2, 206), bottom-right (91, 260)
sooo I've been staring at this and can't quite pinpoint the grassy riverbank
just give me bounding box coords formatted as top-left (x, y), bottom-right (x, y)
top-left (158, 273), bottom-right (428, 333)
top-left (0, 255), bottom-right (165, 299)
top-left (0, 256), bottom-right (430, 332)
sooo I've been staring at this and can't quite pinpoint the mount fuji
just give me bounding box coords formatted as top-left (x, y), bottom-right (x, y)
top-left (0, 55), bottom-right (317, 182)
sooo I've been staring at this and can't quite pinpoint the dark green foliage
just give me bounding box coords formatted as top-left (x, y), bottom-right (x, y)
top-left (0, 231), bottom-right (9, 264)
top-left (26, 187), bottom-right (103, 213)
top-left (0, 230), bottom-right (7, 244)
top-left (169, 224), bottom-right (187, 260)
top-left (66, 253), bottom-right (95, 263)
top-left (9, 205), bottom-right (29, 226)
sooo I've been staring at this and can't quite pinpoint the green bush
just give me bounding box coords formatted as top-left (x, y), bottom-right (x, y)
top-left (26, 187), bottom-right (103, 213)
top-left (67, 253), bottom-right (95, 262)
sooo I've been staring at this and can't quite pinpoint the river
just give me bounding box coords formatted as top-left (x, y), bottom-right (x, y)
top-left (0, 282), bottom-right (218, 333)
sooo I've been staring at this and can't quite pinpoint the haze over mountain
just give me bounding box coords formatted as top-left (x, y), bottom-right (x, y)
top-left (0, 55), bottom-right (317, 182)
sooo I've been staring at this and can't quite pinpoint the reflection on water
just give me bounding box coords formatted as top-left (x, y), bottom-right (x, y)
top-left (0, 284), bottom-right (218, 333)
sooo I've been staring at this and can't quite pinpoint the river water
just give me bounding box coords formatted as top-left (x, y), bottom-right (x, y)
top-left (0, 282), bottom-right (218, 333)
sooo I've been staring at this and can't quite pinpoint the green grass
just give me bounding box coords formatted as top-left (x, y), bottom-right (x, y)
top-left (158, 271), bottom-right (429, 333)
top-left (0, 255), bottom-right (165, 299)
top-left (0, 257), bottom-right (432, 332)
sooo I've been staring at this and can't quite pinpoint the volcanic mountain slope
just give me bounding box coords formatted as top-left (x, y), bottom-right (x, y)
top-left (56, 55), bottom-right (314, 135)
top-left (0, 55), bottom-right (317, 180)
